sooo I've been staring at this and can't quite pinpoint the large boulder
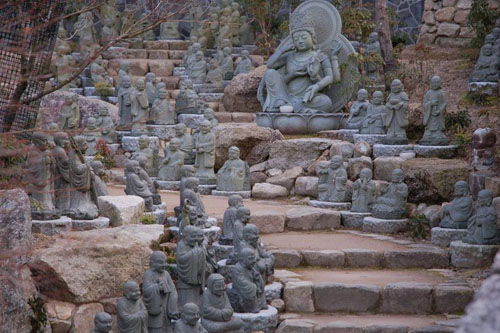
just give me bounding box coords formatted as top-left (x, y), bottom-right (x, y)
top-left (252, 183), bottom-right (289, 199)
top-left (97, 195), bottom-right (145, 227)
top-left (29, 225), bottom-right (163, 304)
top-left (215, 123), bottom-right (284, 169)
top-left (222, 65), bottom-right (265, 113)
top-left (266, 167), bottom-right (304, 191)
top-left (401, 158), bottom-right (472, 203)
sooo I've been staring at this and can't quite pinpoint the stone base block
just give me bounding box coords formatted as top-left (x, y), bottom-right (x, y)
top-left (414, 145), bottom-right (457, 159)
top-left (353, 134), bottom-right (386, 145)
top-left (468, 82), bottom-right (499, 96)
top-left (431, 227), bottom-right (468, 247)
top-left (166, 216), bottom-right (177, 226)
top-left (121, 136), bottom-right (160, 152)
top-left (212, 242), bottom-right (233, 261)
top-left (233, 306), bottom-right (278, 333)
top-left (309, 200), bottom-right (351, 210)
top-left (177, 114), bottom-right (204, 129)
top-left (265, 282), bottom-right (283, 301)
top-left (450, 240), bottom-right (500, 268)
top-left (211, 190), bottom-right (251, 199)
top-left (71, 217), bottom-right (110, 231)
top-left (32, 217), bottom-right (72, 236)
top-left (156, 180), bottom-right (181, 191)
top-left (341, 211), bottom-right (371, 229)
top-left (169, 225), bottom-right (220, 243)
top-left (199, 184), bottom-right (217, 194)
top-left (146, 124), bottom-right (176, 140)
top-left (373, 144), bottom-right (415, 158)
top-left (362, 217), bottom-right (408, 234)
top-left (199, 92), bottom-right (224, 103)
top-left (144, 208), bottom-right (167, 224)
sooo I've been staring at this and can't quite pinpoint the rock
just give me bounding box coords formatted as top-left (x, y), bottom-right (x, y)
top-left (233, 305), bottom-right (278, 333)
top-left (267, 138), bottom-right (338, 170)
top-left (341, 211), bottom-right (371, 229)
top-left (347, 156), bottom-right (373, 180)
top-left (421, 205), bottom-right (441, 228)
top-left (283, 281), bottom-right (315, 313)
top-left (457, 0), bottom-right (472, 9)
top-left (71, 216), bottom-right (110, 231)
top-left (250, 210), bottom-right (286, 233)
top-left (434, 285), bottom-right (474, 314)
top-left (286, 207), bottom-right (341, 230)
top-left (276, 319), bottom-right (315, 333)
top-left (353, 140), bottom-right (371, 157)
top-left (382, 282), bottom-right (434, 314)
top-left (72, 303), bottom-right (104, 333)
top-left (485, 177), bottom-right (500, 197)
top-left (402, 158), bottom-right (471, 203)
top-left (373, 144), bottom-right (414, 158)
top-left (450, 241), bottom-right (499, 268)
top-left (494, 197), bottom-right (500, 226)
top-left (414, 145), bottom-right (457, 159)
top-left (265, 281), bottom-right (283, 301)
top-left (252, 183), bottom-right (289, 199)
top-left (250, 161), bottom-right (268, 173)
top-left (250, 172), bottom-right (268, 186)
top-left (364, 325), bottom-right (409, 333)
top-left (313, 283), bottom-right (381, 312)
top-left (374, 157), bottom-right (404, 181)
top-left (44, 300), bottom-right (75, 333)
top-left (344, 249), bottom-right (383, 268)
top-left (423, 11), bottom-right (436, 25)
top-left (454, 10), bottom-right (470, 25)
top-left (431, 227), bottom-right (468, 247)
top-left (214, 123), bottom-right (284, 168)
top-left (270, 249), bottom-right (302, 268)
top-left (121, 136), bottom-right (160, 152)
top-left (222, 65), bottom-right (265, 113)
top-left (329, 141), bottom-right (354, 160)
top-left (270, 299), bottom-right (285, 313)
top-left (435, 7), bottom-right (456, 22)
top-left (266, 166), bottom-right (303, 191)
top-left (437, 23), bottom-right (461, 37)
top-left (266, 169), bottom-right (283, 177)
top-left (32, 217), bottom-right (72, 236)
top-left (294, 176), bottom-right (319, 197)
top-left (301, 250), bottom-right (345, 267)
top-left (30, 225), bottom-right (163, 303)
top-left (97, 195), bottom-right (145, 227)
top-left (383, 249), bottom-right (449, 268)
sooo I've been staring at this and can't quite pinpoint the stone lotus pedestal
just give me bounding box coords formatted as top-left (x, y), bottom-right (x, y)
top-left (309, 200), bottom-right (351, 211)
top-left (468, 82), bottom-right (499, 96)
top-left (155, 180), bottom-right (181, 191)
top-left (353, 134), bottom-right (386, 145)
top-left (120, 135), bottom-right (160, 152)
top-left (71, 216), bottom-right (110, 231)
top-left (146, 124), bottom-right (176, 140)
top-left (256, 112), bottom-right (346, 135)
top-left (177, 114), bottom-right (204, 129)
top-left (431, 227), bottom-right (468, 247)
top-left (450, 240), bottom-right (500, 268)
top-left (373, 144), bottom-right (415, 158)
top-left (32, 216), bottom-right (72, 236)
top-left (211, 190), bottom-right (251, 199)
top-left (414, 145), bottom-right (457, 159)
top-left (212, 241), bottom-right (234, 261)
top-left (362, 216), bottom-right (408, 234)
top-left (341, 211), bottom-right (371, 229)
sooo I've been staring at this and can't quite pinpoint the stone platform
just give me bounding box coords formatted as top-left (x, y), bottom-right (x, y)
top-left (177, 114), bottom-right (204, 129)
top-left (431, 227), bottom-right (468, 247)
top-left (341, 211), bottom-right (371, 229)
top-left (373, 144), bottom-right (415, 158)
top-left (353, 134), bottom-right (386, 145)
top-left (72, 216), bottom-right (110, 231)
top-left (156, 180), bottom-right (181, 191)
top-left (121, 136), bottom-right (160, 152)
top-left (256, 112), bottom-right (345, 135)
top-left (450, 240), bottom-right (500, 268)
top-left (362, 217), bottom-right (408, 234)
top-left (309, 200), bottom-right (351, 211)
top-left (32, 216), bottom-right (72, 236)
top-left (233, 306), bottom-right (278, 333)
top-left (146, 124), bottom-right (176, 140)
top-left (212, 190), bottom-right (252, 199)
top-left (212, 241), bottom-right (234, 261)
top-left (414, 145), bottom-right (457, 159)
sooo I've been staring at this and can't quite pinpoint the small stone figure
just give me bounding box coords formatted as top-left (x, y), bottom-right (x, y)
top-left (61, 94), bottom-right (80, 130)
top-left (439, 180), bottom-right (473, 229)
top-left (117, 280), bottom-right (148, 333)
top-left (184, 43), bottom-right (201, 71)
top-left (136, 155), bottom-right (162, 205)
top-left (132, 135), bottom-right (155, 176)
top-left (195, 120), bottom-right (216, 184)
top-left (117, 63), bottom-right (131, 97)
top-left (75, 12), bottom-right (96, 57)
top-left (55, 45), bottom-right (72, 91)
top-left (384, 79), bottom-right (409, 145)
top-left (151, 88), bottom-right (176, 125)
top-left (100, 17), bottom-right (118, 45)
top-left (216, 146), bottom-right (250, 192)
top-left (68, 136), bottom-right (99, 220)
top-left (463, 189), bottom-right (499, 245)
top-left (419, 76), bottom-right (448, 146)
top-left (143, 251), bottom-right (179, 333)
top-left (220, 47), bottom-right (234, 81)
top-left (179, 166), bottom-right (196, 213)
top-left (174, 303), bottom-right (207, 333)
top-left (181, 177), bottom-right (209, 226)
top-left (90, 160), bottom-right (109, 197)
top-left (345, 89), bottom-right (371, 130)
top-left (91, 56), bottom-right (112, 86)
top-left (351, 168), bottom-right (376, 213)
top-left (470, 44), bottom-right (500, 82)
top-left (96, 105), bottom-right (117, 144)
top-left (205, 58), bottom-right (223, 89)
top-left (176, 225), bottom-right (207, 308)
top-left (131, 78), bottom-right (149, 133)
top-left (234, 50), bottom-right (253, 76)
top-left (372, 169), bottom-right (408, 219)
top-left (240, 224), bottom-right (275, 282)
top-left (363, 32), bottom-right (383, 85)
top-left (317, 156), bottom-right (349, 202)
top-left (145, 72), bottom-right (157, 108)
top-left (229, 11), bottom-right (241, 47)
top-left (220, 194), bottom-right (244, 245)
top-left (189, 51), bottom-right (208, 84)
top-left (156, 81), bottom-right (167, 100)
top-left (158, 138), bottom-right (185, 181)
top-left (471, 128), bottom-right (497, 171)
top-left (52, 132), bottom-right (71, 214)
top-left (203, 108), bottom-right (219, 128)
top-left (118, 75), bottom-right (135, 130)
top-left (239, 16), bottom-right (255, 45)
top-left (175, 123), bottom-right (196, 164)
top-left (160, 21), bottom-right (181, 40)
top-left (82, 117), bottom-right (99, 156)
top-left (360, 91), bottom-right (386, 135)
top-left (232, 206), bottom-right (251, 252)
top-left (201, 273), bottom-right (243, 332)
top-left (92, 312), bottom-right (113, 333)
top-left (125, 160), bottom-right (153, 212)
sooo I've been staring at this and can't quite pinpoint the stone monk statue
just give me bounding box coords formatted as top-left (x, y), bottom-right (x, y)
top-left (205, 58), bottom-right (223, 89)
top-left (90, 160), bottom-right (109, 197)
top-left (96, 105), bottom-right (117, 144)
top-left (181, 177), bottom-right (209, 227)
top-left (117, 281), bottom-right (148, 333)
top-left (384, 79), bottom-right (409, 145)
top-left (151, 88), bottom-right (176, 125)
top-left (175, 123), bottom-right (195, 164)
top-left (136, 155), bottom-right (161, 205)
top-left (92, 312), bottom-right (113, 333)
top-left (61, 94), bottom-right (80, 130)
top-left (118, 75), bottom-right (135, 130)
top-left (231, 206), bottom-right (251, 257)
top-left (470, 44), bottom-right (500, 82)
top-left (463, 189), bottom-right (499, 245)
top-left (82, 117), bottom-right (99, 156)
top-left (240, 224), bottom-right (275, 282)
top-left (174, 303), bottom-right (207, 333)
top-left (124, 160), bottom-right (153, 212)
top-left (216, 146), bottom-right (250, 192)
top-left (233, 50), bottom-right (253, 76)
top-left (131, 78), bottom-right (149, 133)
top-left (220, 195), bottom-right (244, 245)
top-left (145, 72), bottom-right (157, 108)
top-left (220, 47), bottom-right (234, 80)
top-left (195, 120), bottom-right (216, 184)
top-left (345, 89), bottom-right (371, 130)
top-left (360, 91), bottom-right (386, 135)
top-left (419, 75), bottom-right (448, 146)
top-left (317, 156), bottom-right (348, 202)
top-left (52, 132), bottom-right (71, 214)
top-left (143, 251), bottom-right (179, 333)
top-left (439, 180), bottom-right (473, 229)
top-left (158, 138), bottom-right (185, 181)
top-left (351, 168), bottom-right (376, 213)
top-left (372, 168), bottom-right (408, 220)
top-left (131, 135), bottom-right (155, 176)
top-left (189, 51), bottom-right (207, 84)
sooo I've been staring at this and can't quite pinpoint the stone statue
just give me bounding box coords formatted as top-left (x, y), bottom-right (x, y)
top-left (216, 39), bottom-right (232, 65)
top-left (209, 13), bottom-right (220, 48)
top-left (470, 44), bottom-right (500, 82)
top-left (117, 63), bottom-right (131, 97)
top-left (158, 138), bottom-right (185, 181)
top-left (229, 247), bottom-right (266, 313)
top-left (217, 8), bottom-right (232, 48)
top-left (351, 168), bottom-right (376, 213)
top-left (82, 117), bottom-right (99, 156)
top-left (145, 72), bottom-right (157, 108)
top-left (151, 88), bottom-right (176, 125)
top-left (201, 273), bottom-right (243, 332)
top-left (471, 128), bottom-right (497, 171)
top-left (135, 155), bottom-right (162, 205)
top-left (91, 56), bottom-right (112, 86)
top-left (384, 79), bottom-right (409, 145)
top-left (68, 136), bottom-right (99, 220)
top-left (203, 108), bottom-right (219, 128)
top-left (181, 177), bottom-right (209, 227)
top-left (117, 281), bottom-right (148, 333)
top-left (174, 303), bottom-right (207, 333)
top-left (143, 251), bottom-right (179, 332)
top-left (175, 123), bottom-right (196, 164)
top-left (131, 78), bottom-right (149, 133)
top-left (220, 195), bottom-right (244, 245)
top-left (364, 32), bottom-right (383, 84)
top-left (345, 89), bottom-right (371, 130)
top-left (100, 17), bottom-right (118, 45)
top-left (240, 224), bottom-right (275, 282)
top-left (220, 47), bottom-right (234, 80)
top-left (419, 76), bottom-right (448, 146)
top-left (229, 11), bottom-right (241, 47)
top-left (156, 81), bottom-right (166, 100)
top-left (96, 105), bottom-right (117, 144)
top-left (55, 45), bottom-right (72, 91)
top-left (239, 16), bottom-right (255, 46)
top-left (176, 225), bottom-right (207, 308)
top-left (24, 132), bottom-right (59, 220)
top-left (195, 120), bottom-right (216, 184)
top-left (55, 24), bottom-right (71, 55)
top-left (75, 12), bottom-right (97, 58)
top-left (216, 146), bottom-right (250, 191)
top-left (176, 80), bottom-right (205, 115)
top-left (118, 75), bottom-right (135, 130)
top-left (372, 168), bottom-right (408, 219)
top-left (61, 94), bottom-right (80, 130)
top-left (360, 91), bottom-right (386, 135)
top-left (189, 51), bottom-right (208, 84)
top-left (232, 206), bottom-right (251, 253)
top-left (92, 312), bottom-right (113, 333)
top-left (131, 135), bottom-right (155, 176)
top-left (463, 189), bottom-right (499, 245)
top-left (52, 132), bottom-right (71, 214)
top-left (317, 156), bottom-right (348, 202)
top-left (125, 160), bottom-right (153, 212)
top-left (439, 180), bottom-right (473, 229)
top-left (160, 21), bottom-right (181, 40)
top-left (205, 58), bottom-right (223, 89)
top-left (234, 50), bottom-right (253, 76)
top-left (90, 160), bottom-right (109, 197)
top-left (184, 43), bottom-right (201, 71)
top-left (179, 166), bottom-right (196, 213)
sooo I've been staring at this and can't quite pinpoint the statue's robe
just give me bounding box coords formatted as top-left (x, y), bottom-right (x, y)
top-left (440, 195), bottom-right (473, 229)
top-left (69, 150), bottom-right (98, 219)
top-left (117, 298), bottom-right (148, 333)
top-left (465, 206), bottom-right (499, 245)
top-left (360, 104), bottom-right (386, 135)
top-left (420, 88), bottom-right (447, 145)
top-left (221, 206), bottom-right (238, 243)
top-left (345, 100), bottom-right (370, 130)
top-left (384, 92), bottom-right (409, 138)
top-left (176, 240), bottom-right (207, 308)
top-left (174, 320), bottom-right (207, 333)
top-left (118, 86), bottom-right (135, 129)
top-left (189, 60), bottom-right (207, 84)
top-left (158, 150), bottom-right (185, 181)
top-left (131, 90), bottom-right (149, 131)
top-left (230, 263), bottom-right (265, 313)
top-left (351, 179), bottom-right (376, 213)
top-left (239, 240), bottom-right (275, 281)
top-left (52, 145), bottom-right (70, 211)
top-left (97, 115), bottom-right (117, 143)
top-left (216, 159), bottom-right (250, 191)
top-left (143, 268), bottom-right (178, 333)
top-left (201, 287), bottom-right (242, 332)
top-left (151, 98), bottom-right (176, 125)
top-left (195, 132), bottom-right (215, 177)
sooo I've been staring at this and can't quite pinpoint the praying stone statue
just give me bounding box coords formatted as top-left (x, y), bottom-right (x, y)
top-left (55, 45), bottom-right (72, 91)
top-left (240, 224), bottom-right (275, 282)
top-left (156, 81), bottom-right (166, 99)
top-left (181, 177), bottom-right (209, 227)
top-left (232, 206), bottom-right (251, 253)
top-left (136, 155), bottom-right (162, 205)
top-left (317, 156), bottom-right (348, 202)
top-left (118, 75), bottom-right (135, 130)
top-left (220, 47), bottom-right (234, 80)
top-left (90, 160), bottom-right (109, 197)
top-left (91, 56), bottom-right (112, 86)
top-left (52, 132), bottom-right (71, 214)
top-left (203, 108), bottom-right (219, 128)
top-left (372, 168), bottom-right (408, 219)
top-left (143, 251), bottom-right (179, 333)
top-left (351, 168), bottom-right (376, 213)
top-left (61, 94), bottom-right (80, 130)
top-left (175, 123), bottom-right (196, 164)
top-left (92, 312), bottom-right (113, 333)
top-left (184, 43), bottom-right (201, 70)
top-left (132, 135), bottom-right (155, 176)
top-left (178, 166), bottom-right (196, 214)
top-left (145, 72), bottom-right (157, 108)
top-left (419, 76), bottom-right (448, 146)
top-left (82, 117), bottom-right (99, 156)
top-left (125, 160), bottom-right (153, 212)
top-left (96, 105), bottom-right (117, 144)
top-left (160, 21), bottom-right (181, 40)
top-left (216, 146), bottom-right (250, 192)
top-left (24, 132), bottom-right (59, 220)
top-left (220, 195), bottom-right (244, 245)
top-left (384, 79), bottom-right (409, 145)
top-left (131, 78), bottom-right (149, 133)
top-left (470, 44), bottom-right (500, 82)
top-left (201, 273), bottom-right (243, 332)
top-left (345, 89), bottom-right (371, 130)
top-left (69, 136), bottom-right (99, 220)
top-left (117, 281), bottom-right (148, 333)
top-left (117, 63), bottom-right (131, 97)
top-left (439, 180), bottom-right (473, 229)
top-left (151, 88), bottom-right (176, 125)
top-left (234, 50), bottom-right (253, 76)
top-left (205, 58), bottom-right (223, 89)
top-left (195, 121), bottom-right (216, 184)
top-left (360, 91), bottom-right (386, 135)
top-left (174, 303), bottom-right (207, 333)
top-left (364, 32), bottom-right (383, 84)
top-left (189, 51), bottom-right (208, 84)
top-left (176, 225), bottom-right (207, 308)
top-left (463, 189), bottom-right (500, 245)
top-left (158, 138), bottom-right (185, 181)
top-left (239, 16), bottom-right (255, 46)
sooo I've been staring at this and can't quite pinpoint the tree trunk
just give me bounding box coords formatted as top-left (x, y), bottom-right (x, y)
top-left (374, 0), bottom-right (396, 71)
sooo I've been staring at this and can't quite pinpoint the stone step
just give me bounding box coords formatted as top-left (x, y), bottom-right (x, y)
top-left (108, 58), bottom-right (181, 76)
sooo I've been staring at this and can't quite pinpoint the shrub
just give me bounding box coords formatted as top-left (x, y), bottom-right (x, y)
top-left (408, 214), bottom-right (431, 239)
top-left (467, 0), bottom-right (500, 48)
top-left (141, 213), bottom-right (156, 225)
top-left (94, 139), bottom-right (115, 170)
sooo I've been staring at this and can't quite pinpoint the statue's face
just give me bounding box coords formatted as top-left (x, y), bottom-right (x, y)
top-left (201, 124), bottom-right (211, 134)
top-left (331, 157), bottom-right (342, 169)
top-left (95, 317), bottom-right (112, 332)
top-left (133, 164), bottom-right (142, 175)
top-left (35, 137), bottom-right (49, 151)
top-left (195, 52), bottom-right (203, 61)
top-left (243, 252), bottom-right (256, 268)
top-left (204, 109), bottom-right (214, 119)
top-left (228, 149), bottom-right (239, 160)
top-left (477, 190), bottom-right (492, 207)
top-left (182, 307), bottom-right (200, 326)
top-left (151, 256), bottom-right (166, 273)
top-left (60, 138), bottom-right (70, 149)
top-left (170, 141), bottom-right (180, 151)
top-left (236, 198), bottom-right (243, 208)
top-left (123, 79), bottom-right (131, 88)
top-left (125, 284), bottom-right (140, 301)
top-left (292, 30), bottom-right (314, 52)
top-left (241, 210), bottom-right (250, 223)
top-left (430, 77), bottom-right (441, 90)
top-left (391, 81), bottom-right (402, 93)
top-left (360, 170), bottom-right (372, 181)
top-left (65, 97), bottom-right (72, 105)
top-left (245, 231), bottom-right (259, 247)
top-left (358, 90), bottom-right (368, 101)
top-left (485, 34), bottom-right (495, 44)
top-left (136, 80), bottom-right (145, 91)
top-left (79, 140), bottom-right (88, 154)
top-left (211, 279), bottom-right (225, 296)
top-left (186, 232), bottom-right (198, 247)
top-left (454, 183), bottom-right (467, 197)
top-left (87, 119), bottom-right (96, 128)
top-left (139, 138), bottom-right (148, 149)
top-left (193, 44), bottom-right (201, 53)
top-left (99, 107), bottom-right (108, 116)
top-left (159, 89), bottom-right (167, 99)
top-left (373, 92), bottom-right (383, 105)
top-left (483, 46), bottom-right (493, 56)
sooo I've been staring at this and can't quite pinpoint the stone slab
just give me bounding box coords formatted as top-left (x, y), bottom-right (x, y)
top-left (341, 211), bottom-right (371, 229)
top-left (177, 114), bottom-right (204, 129)
top-left (362, 217), bottom-right (408, 234)
top-left (233, 306), bottom-right (278, 333)
top-left (468, 82), bottom-right (499, 96)
top-left (97, 195), bottom-right (145, 227)
top-left (450, 240), bottom-right (500, 268)
top-left (353, 134), bottom-right (386, 145)
top-left (414, 145), bottom-right (458, 159)
top-left (146, 124), bottom-right (176, 140)
top-left (313, 283), bottom-right (381, 313)
top-left (32, 217), bottom-right (72, 236)
top-left (431, 227), bottom-right (468, 247)
top-left (309, 200), bottom-right (351, 210)
top-left (373, 144), bottom-right (415, 158)
top-left (121, 136), bottom-right (160, 152)
top-left (156, 180), bottom-right (181, 191)
top-left (212, 242), bottom-right (233, 261)
top-left (382, 282), bottom-right (433, 314)
top-left (335, 129), bottom-right (358, 142)
top-left (211, 190), bottom-right (252, 199)
top-left (71, 217), bottom-right (110, 231)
